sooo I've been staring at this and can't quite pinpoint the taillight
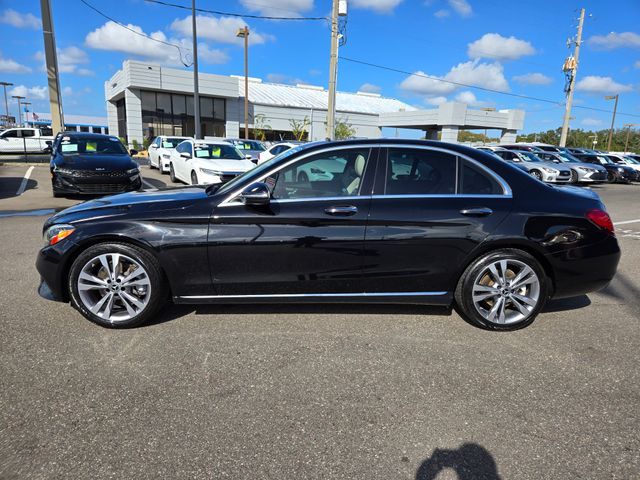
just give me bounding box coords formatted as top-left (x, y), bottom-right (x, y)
top-left (586, 209), bottom-right (614, 234)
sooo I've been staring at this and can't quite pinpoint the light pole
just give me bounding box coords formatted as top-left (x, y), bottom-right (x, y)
top-left (560, 8), bottom-right (586, 147)
top-left (623, 123), bottom-right (637, 152)
top-left (236, 26), bottom-right (250, 139)
top-left (12, 95), bottom-right (25, 126)
top-left (605, 94), bottom-right (619, 151)
top-left (22, 101), bottom-right (31, 126)
top-left (191, 0), bottom-right (201, 139)
top-left (0, 81), bottom-right (13, 126)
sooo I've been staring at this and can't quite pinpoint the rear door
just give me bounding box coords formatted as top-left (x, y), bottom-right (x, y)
top-left (361, 146), bottom-right (513, 294)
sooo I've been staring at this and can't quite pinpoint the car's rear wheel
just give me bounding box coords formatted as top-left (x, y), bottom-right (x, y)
top-left (191, 171), bottom-right (198, 185)
top-left (454, 249), bottom-right (549, 331)
top-left (530, 170), bottom-right (543, 181)
top-left (169, 163), bottom-right (177, 183)
top-left (68, 243), bottom-right (167, 328)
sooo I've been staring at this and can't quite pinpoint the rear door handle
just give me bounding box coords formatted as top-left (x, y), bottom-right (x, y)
top-left (324, 205), bottom-right (358, 216)
top-left (460, 207), bottom-right (493, 217)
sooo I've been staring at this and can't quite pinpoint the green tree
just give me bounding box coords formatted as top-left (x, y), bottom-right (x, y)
top-left (334, 118), bottom-right (356, 140)
top-left (289, 116), bottom-right (310, 141)
top-left (253, 114), bottom-right (271, 141)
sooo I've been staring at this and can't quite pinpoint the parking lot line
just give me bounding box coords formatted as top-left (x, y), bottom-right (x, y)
top-left (15, 166), bottom-right (35, 196)
top-left (141, 179), bottom-right (155, 189)
top-left (614, 219), bottom-right (640, 226)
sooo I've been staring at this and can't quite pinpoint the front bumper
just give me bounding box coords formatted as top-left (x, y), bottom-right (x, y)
top-left (544, 171), bottom-right (572, 183)
top-left (35, 238), bottom-right (80, 301)
top-left (577, 169), bottom-right (608, 182)
top-left (52, 172), bottom-right (142, 195)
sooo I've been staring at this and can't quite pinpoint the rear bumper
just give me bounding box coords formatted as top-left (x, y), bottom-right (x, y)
top-left (546, 235), bottom-right (621, 299)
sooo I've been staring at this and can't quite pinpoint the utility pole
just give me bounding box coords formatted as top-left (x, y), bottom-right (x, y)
top-left (40, 0), bottom-right (64, 134)
top-left (326, 0), bottom-right (339, 140)
top-left (12, 95), bottom-right (25, 126)
top-left (0, 81), bottom-right (12, 126)
top-left (236, 26), bottom-right (250, 139)
top-left (623, 123), bottom-right (637, 152)
top-left (192, 0), bottom-right (201, 139)
top-left (605, 94), bottom-right (619, 151)
top-left (560, 8), bottom-right (585, 147)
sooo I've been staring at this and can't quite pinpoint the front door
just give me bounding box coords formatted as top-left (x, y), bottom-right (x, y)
top-left (361, 146), bottom-right (513, 295)
top-left (208, 147), bottom-right (377, 295)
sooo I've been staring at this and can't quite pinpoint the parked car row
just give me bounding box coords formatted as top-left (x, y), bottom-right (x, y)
top-left (477, 143), bottom-right (640, 184)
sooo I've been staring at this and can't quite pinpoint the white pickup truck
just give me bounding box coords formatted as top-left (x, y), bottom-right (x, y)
top-left (0, 127), bottom-right (55, 153)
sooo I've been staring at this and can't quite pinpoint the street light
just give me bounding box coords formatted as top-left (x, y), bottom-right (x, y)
top-left (0, 81), bottom-right (13, 126)
top-left (605, 94), bottom-right (619, 151)
top-left (623, 123), bottom-right (638, 153)
top-left (22, 102), bottom-right (31, 126)
top-left (236, 26), bottom-right (250, 139)
top-left (12, 95), bottom-right (25, 126)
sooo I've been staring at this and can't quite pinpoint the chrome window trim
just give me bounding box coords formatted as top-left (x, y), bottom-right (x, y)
top-left (217, 143), bottom-right (512, 207)
top-left (177, 291), bottom-right (448, 300)
top-left (270, 195), bottom-right (365, 204)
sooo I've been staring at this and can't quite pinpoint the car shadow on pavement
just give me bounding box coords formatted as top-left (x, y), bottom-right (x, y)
top-left (144, 303), bottom-right (453, 327)
top-left (142, 177), bottom-right (168, 188)
top-left (542, 294), bottom-right (591, 313)
top-left (415, 443), bottom-right (500, 480)
top-left (0, 178), bottom-right (37, 199)
top-left (597, 271), bottom-right (640, 313)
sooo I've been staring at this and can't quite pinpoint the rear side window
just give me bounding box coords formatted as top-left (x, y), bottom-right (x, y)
top-left (20, 130), bottom-right (35, 138)
top-left (385, 148), bottom-right (456, 195)
top-left (459, 160), bottom-right (503, 195)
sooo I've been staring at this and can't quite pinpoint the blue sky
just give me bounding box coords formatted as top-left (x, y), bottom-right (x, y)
top-left (0, 0), bottom-right (638, 133)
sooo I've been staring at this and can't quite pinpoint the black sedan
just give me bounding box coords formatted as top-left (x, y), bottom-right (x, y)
top-left (49, 132), bottom-right (142, 197)
top-left (37, 139), bottom-right (620, 331)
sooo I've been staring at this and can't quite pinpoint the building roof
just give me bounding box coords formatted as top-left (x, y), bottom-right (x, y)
top-left (241, 81), bottom-right (415, 115)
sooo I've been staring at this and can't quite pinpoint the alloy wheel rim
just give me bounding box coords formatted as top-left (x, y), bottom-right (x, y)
top-left (471, 259), bottom-right (540, 325)
top-left (77, 253), bottom-right (151, 323)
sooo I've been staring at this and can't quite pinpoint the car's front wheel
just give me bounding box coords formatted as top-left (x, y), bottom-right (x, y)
top-left (530, 170), bottom-right (543, 181)
top-left (191, 171), bottom-right (198, 185)
top-left (454, 249), bottom-right (549, 331)
top-left (68, 243), bottom-right (167, 328)
top-left (169, 163), bottom-right (177, 183)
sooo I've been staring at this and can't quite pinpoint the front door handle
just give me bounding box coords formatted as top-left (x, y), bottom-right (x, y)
top-left (460, 207), bottom-right (493, 217)
top-left (324, 205), bottom-right (358, 216)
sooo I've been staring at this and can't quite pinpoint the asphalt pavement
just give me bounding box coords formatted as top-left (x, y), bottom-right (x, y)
top-left (0, 164), bottom-right (639, 479)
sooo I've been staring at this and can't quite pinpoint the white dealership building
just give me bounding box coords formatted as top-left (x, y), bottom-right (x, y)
top-left (105, 60), bottom-right (525, 144)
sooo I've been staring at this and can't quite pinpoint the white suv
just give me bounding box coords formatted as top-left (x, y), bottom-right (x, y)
top-left (148, 136), bottom-right (191, 173)
top-left (168, 140), bottom-right (256, 185)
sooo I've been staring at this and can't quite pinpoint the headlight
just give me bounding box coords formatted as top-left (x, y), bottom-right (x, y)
top-left (126, 168), bottom-right (139, 175)
top-left (43, 224), bottom-right (75, 246)
top-left (54, 167), bottom-right (75, 175)
top-left (199, 168), bottom-right (222, 176)
top-left (542, 167), bottom-right (556, 173)
top-left (617, 167), bottom-right (624, 172)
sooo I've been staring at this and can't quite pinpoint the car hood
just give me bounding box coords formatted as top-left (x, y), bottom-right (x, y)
top-left (55, 154), bottom-right (137, 171)
top-left (572, 162), bottom-right (607, 171)
top-left (45, 186), bottom-right (208, 228)
top-left (195, 158), bottom-right (255, 172)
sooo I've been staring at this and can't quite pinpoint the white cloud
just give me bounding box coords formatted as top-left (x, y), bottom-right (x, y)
top-left (581, 118), bottom-right (604, 127)
top-left (58, 46), bottom-right (89, 66)
top-left (587, 32), bottom-right (640, 50)
top-left (0, 52), bottom-right (31, 73)
top-left (447, 0), bottom-right (472, 17)
top-left (468, 33), bottom-right (535, 61)
top-left (0, 9), bottom-right (40, 29)
top-left (350, 0), bottom-right (403, 13)
top-left (239, 0), bottom-right (313, 16)
top-left (36, 47), bottom-right (94, 76)
top-left (454, 90), bottom-right (477, 104)
top-left (85, 21), bottom-right (228, 66)
top-left (170, 16), bottom-right (273, 46)
top-left (62, 86), bottom-right (74, 96)
top-left (634, 60), bottom-right (640, 69)
top-left (358, 83), bottom-right (382, 93)
top-left (434, 9), bottom-right (450, 18)
top-left (575, 75), bottom-right (633, 95)
top-left (400, 60), bottom-right (509, 97)
top-left (9, 85), bottom-right (48, 100)
top-left (513, 72), bottom-right (553, 85)
top-left (425, 96), bottom-right (448, 106)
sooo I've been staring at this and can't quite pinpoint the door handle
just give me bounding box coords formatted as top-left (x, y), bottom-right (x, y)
top-left (324, 205), bottom-right (358, 216)
top-left (460, 207), bottom-right (493, 217)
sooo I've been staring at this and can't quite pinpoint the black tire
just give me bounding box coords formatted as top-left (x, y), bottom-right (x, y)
top-left (530, 170), bottom-right (543, 181)
top-left (569, 169), bottom-right (579, 183)
top-left (169, 163), bottom-right (177, 183)
top-left (68, 242), bottom-right (167, 328)
top-left (454, 248), bottom-right (549, 331)
top-left (298, 171), bottom-right (309, 183)
top-left (191, 171), bottom-right (198, 185)
top-left (607, 171), bottom-right (615, 183)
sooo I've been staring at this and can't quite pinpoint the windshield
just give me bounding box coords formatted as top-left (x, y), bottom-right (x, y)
top-left (161, 138), bottom-right (188, 149)
top-left (214, 144), bottom-right (309, 195)
top-left (231, 140), bottom-right (266, 151)
top-left (557, 153), bottom-right (580, 163)
top-left (516, 151), bottom-right (543, 163)
top-left (624, 156), bottom-right (640, 165)
top-left (607, 156), bottom-right (625, 164)
top-left (194, 143), bottom-right (244, 160)
top-left (58, 136), bottom-right (128, 156)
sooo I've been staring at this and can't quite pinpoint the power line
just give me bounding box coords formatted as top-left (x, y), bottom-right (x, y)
top-left (144, 0), bottom-right (328, 21)
top-left (79, 0), bottom-right (193, 66)
top-left (341, 56), bottom-right (640, 119)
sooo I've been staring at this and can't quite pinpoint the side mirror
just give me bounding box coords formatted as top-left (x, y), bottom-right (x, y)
top-left (129, 149), bottom-right (138, 156)
top-left (241, 182), bottom-right (270, 206)
top-left (149, 144), bottom-right (157, 149)
top-left (553, 159), bottom-right (560, 163)
top-left (180, 152), bottom-right (191, 159)
top-left (45, 140), bottom-right (52, 146)
top-left (43, 146), bottom-right (52, 154)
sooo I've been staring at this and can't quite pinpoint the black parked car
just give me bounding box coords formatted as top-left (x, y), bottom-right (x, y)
top-left (573, 153), bottom-right (638, 183)
top-left (49, 132), bottom-right (141, 197)
top-left (37, 139), bottom-right (620, 331)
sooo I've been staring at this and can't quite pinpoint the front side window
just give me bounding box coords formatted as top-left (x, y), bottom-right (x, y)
top-left (175, 142), bottom-right (192, 155)
top-left (1, 130), bottom-right (18, 138)
top-left (270, 148), bottom-right (370, 200)
top-left (385, 148), bottom-right (456, 195)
